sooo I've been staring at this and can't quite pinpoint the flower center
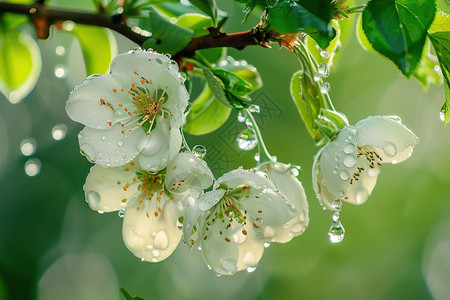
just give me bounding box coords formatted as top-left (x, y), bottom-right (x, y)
top-left (350, 146), bottom-right (383, 185)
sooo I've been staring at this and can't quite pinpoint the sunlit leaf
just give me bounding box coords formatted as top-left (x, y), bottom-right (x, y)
top-left (413, 41), bottom-right (441, 90)
top-left (176, 13), bottom-right (213, 37)
top-left (362, 0), bottom-right (436, 77)
top-left (306, 20), bottom-right (341, 69)
top-left (70, 24), bottom-right (117, 75)
top-left (0, 30), bottom-right (41, 103)
top-left (189, 0), bottom-right (219, 25)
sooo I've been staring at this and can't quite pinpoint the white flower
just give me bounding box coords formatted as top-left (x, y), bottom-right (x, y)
top-left (183, 168), bottom-right (302, 275)
top-left (84, 152), bottom-right (213, 262)
top-left (312, 116), bottom-right (419, 210)
top-left (66, 49), bottom-right (189, 171)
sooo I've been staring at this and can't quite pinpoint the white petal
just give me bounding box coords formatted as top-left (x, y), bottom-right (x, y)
top-left (122, 195), bottom-right (182, 262)
top-left (215, 169), bottom-right (275, 190)
top-left (165, 152), bottom-right (214, 193)
top-left (83, 164), bottom-right (139, 212)
top-left (266, 163), bottom-right (309, 241)
top-left (355, 116), bottom-right (419, 163)
top-left (313, 126), bottom-right (359, 210)
top-left (138, 119), bottom-right (182, 171)
top-left (78, 122), bottom-right (145, 167)
top-left (66, 73), bottom-right (132, 130)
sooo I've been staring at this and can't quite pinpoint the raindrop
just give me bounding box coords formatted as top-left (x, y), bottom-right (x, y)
top-left (192, 144), bottom-right (207, 159)
top-left (20, 138), bottom-right (37, 156)
top-left (86, 191), bottom-right (101, 208)
top-left (343, 144), bottom-right (354, 154)
top-left (154, 231), bottom-right (169, 250)
top-left (247, 267), bottom-right (257, 273)
top-left (318, 63), bottom-right (330, 77)
top-left (343, 155), bottom-right (357, 168)
top-left (263, 242), bottom-right (271, 248)
top-left (254, 153), bottom-right (260, 162)
top-left (383, 142), bottom-right (397, 157)
top-left (339, 170), bottom-right (350, 180)
top-left (98, 210), bottom-right (104, 214)
top-left (51, 124), bottom-right (67, 140)
top-left (248, 104), bottom-right (260, 113)
top-left (117, 140), bottom-right (124, 147)
top-left (237, 129), bottom-right (257, 151)
top-left (55, 45), bottom-right (65, 56)
top-left (320, 50), bottom-right (330, 58)
top-left (291, 167), bottom-right (300, 177)
top-left (320, 82), bottom-right (330, 94)
top-left (118, 208), bottom-right (126, 218)
top-left (54, 65), bottom-right (68, 78)
top-left (141, 258), bottom-right (145, 262)
top-left (328, 212), bottom-right (345, 243)
top-left (313, 73), bottom-right (322, 81)
top-left (24, 158), bottom-right (41, 176)
top-left (331, 199), bottom-right (342, 211)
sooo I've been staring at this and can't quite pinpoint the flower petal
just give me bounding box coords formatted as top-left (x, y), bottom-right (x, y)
top-left (66, 73), bottom-right (132, 129)
top-left (215, 169), bottom-right (275, 190)
top-left (266, 163), bottom-right (309, 242)
top-left (78, 122), bottom-right (146, 167)
top-left (83, 164), bottom-right (139, 212)
top-left (122, 195), bottom-right (182, 262)
top-left (355, 116), bottom-right (419, 163)
top-left (165, 152), bottom-right (214, 193)
top-left (138, 119), bottom-right (182, 171)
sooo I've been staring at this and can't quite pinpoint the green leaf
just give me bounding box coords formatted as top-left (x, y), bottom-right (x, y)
top-left (176, 13), bottom-right (213, 37)
top-left (436, 0), bottom-right (450, 14)
top-left (356, 13), bottom-right (375, 52)
top-left (197, 47), bottom-right (227, 65)
top-left (428, 31), bottom-right (450, 124)
top-left (70, 24), bottom-right (117, 74)
top-left (119, 287), bottom-right (146, 300)
top-left (141, 7), bottom-right (193, 54)
top-left (210, 68), bottom-right (253, 96)
top-left (189, 0), bottom-right (219, 25)
top-left (412, 40), bottom-right (441, 90)
top-left (429, 12), bottom-right (450, 33)
top-left (220, 58), bottom-right (262, 91)
top-left (184, 85), bottom-right (231, 135)
top-left (290, 70), bottom-right (323, 142)
top-left (361, 0), bottom-right (436, 77)
top-left (0, 29), bottom-right (41, 103)
top-left (269, 0), bottom-right (335, 49)
top-left (306, 20), bottom-right (341, 69)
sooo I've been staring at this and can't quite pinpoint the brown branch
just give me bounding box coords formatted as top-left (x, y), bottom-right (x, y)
top-left (0, 1), bottom-right (271, 57)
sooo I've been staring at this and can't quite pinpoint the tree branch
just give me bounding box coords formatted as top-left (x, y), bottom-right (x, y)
top-left (0, 1), bottom-right (270, 57)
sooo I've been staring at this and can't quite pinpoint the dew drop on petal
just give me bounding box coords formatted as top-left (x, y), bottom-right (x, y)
top-left (98, 210), bottom-right (104, 214)
top-left (343, 144), bottom-right (354, 154)
top-left (263, 242), bottom-right (271, 248)
top-left (117, 140), bottom-right (124, 147)
top-left (290, 223), bottom-right (305, 234)
top-left (221, 259), bottom-right (238, 274)
top-left (20, 138), bottom-right (37, 156)
top-left (237, 129), bottom-right (257, 151)
top-left (263, 226), bottom-right (275, 239)
top-left (328, 212), bottom-right (345, 243)
top-left (243, 251), bottom-right (258, 268)
top-left (51, 124), bottom-right (67, 140)
top-left (192, 144), bottom-right (207, 159)
top-left (332, 199), bottom-right (343, 211)
top-left (383, 142), bottom-right (397, 157)
top-left (291, 167), bottom-right (300, 177)
top-left (154, 231), bottom-right (169, 250)
top-left (24, 158), bottom-right (41, 176)
top-left (247, 266), bottom-right (257, 273)
top-left (152, 250), bottom-right (160, 257)
top-left (339, 170), bottom-right (350, 180)
top-left (86, 191), bottom-right (101, 208)
top-left (343, 155), bottom-right (357, 168)
top-left (118, 208), bottom-right (126, 218)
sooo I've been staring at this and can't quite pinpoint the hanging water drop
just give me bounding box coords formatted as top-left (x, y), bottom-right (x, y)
top-left (263, 242), bottom-right (271, 248)
top-left (331, 199), bottom-right (342, 211)
top-left (254, 153), bottom-right (260, 162)
top-left (320, 50), bottom-right (330, 58)
top-left (86, 191), bottom-right (101, 208)
top-left (24, 158), bottom-right (41, 176)
top-left (118, 208), bottom-right (126, 218)
top-left (248, 104), bottom-right (260, 113)
top-left (320, 82), bottom-right (330, 94)
top-left (192, 144), bottom-right (207, 159)
top-left (20, 138), bottom-right (37, 156)
top-left (314, 73), bottom-right (322, 81)
top-left (328, 212), bottom-right (345, 243)
top-left (383, 142), bottom-right (397, 157)
top-left (237, 129), bottom-right (257, 151)
top-left (247, 267), bottom-right (257, 273)
top-left (52, 124), bottom-right (67, 140)
top-left (318, 63), bottom-right (330, 77)
top-left (291, 166), bottom-right (300, 177)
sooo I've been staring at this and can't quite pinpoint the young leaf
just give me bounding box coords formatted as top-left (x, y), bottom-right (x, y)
top-left (362, 0), bottom-right (436, 77)
top-left (184, 85), bottom-right (231, 135)
top-left (412, 41), bottom-right (441, 90)
top-left (141, 8), bottom-right (193, 54)
top-left (189, 0), bottom-right (219, 25)
top-left (306, 20), bottom-right (341, 69)
top-left (176, 13), bottom-right (213, 37)
top-left (119, 287), bottom-right (146, 300)
top-left (269, 0), bottom-right (335, 49)
top-left (210, 68), bottom-right (253, 96)
top-left (0, 30), bottom-right (41, 103)
top-left (70, 25), bottom-right (117, 74)
top-left (290, 70), bottom-right (323, 142)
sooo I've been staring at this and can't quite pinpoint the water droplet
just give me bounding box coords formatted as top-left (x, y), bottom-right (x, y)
top-left (86, 191), bottom-right (101, 208)
top-left (343, 155), bottom-right (357, 168)
top-left (221, 259), bottom-right (238, 274)
top-left (291, 167), bottom-right (300, 177)
top-left (320, 50), bottom-right (330, 58)
top-left (318, 63), bottom-right (330, 77)
top-left (98, 210), bottom-right (104, 214)
top-left (248, 104), bottom-right (260, 113)
top-left (54, 64), bottom-right (68, 78)
top-left (243, 251), bottom-right (258, 268)
top-left (320, 82), bottom-right (330, 94)
top-left (383, 142), bottom-right (397, 157)
top-left (343, 144), bottom-right (354, 154)
top-left (192, 144), bottom-right (207, 159)
top-left (290, 223), bottom-right (305, 234)
top-left (328, 213), bottom-right (345, 243)
top-left (247, 266), bottom-right (257, 273)
top-left (355, 189), bottom-right (369, 204)
top-left (313, 73), bottom-right (322, 81)
top-left (339, 170), bottom-right (350, 180)
top-left (51, 124), bottom-right (67, 140)
top-left (117, 140), bottom-right (124, 147)
top-left (154, 231), bottom-right (169, 250)
top-left (391, 159), bottom-right (398, 164)
top-left (237, 129), bottom-right (257, 151)
top-left (242, 7), bottom-right (250, 13)
top-left (254, 153), bottom-right (260, 162)
top-left (152, 250), bottom-right (160, 257)
top-left (332, 199), bottom-right (342, 211)
top-left (263, 242), bottom-right (271, 248)
top-left (20, 138), bottom-right (37, 156)
top-left (237, 111), bottom-right (246, 122)
top-left (24, 158), bottom-right (41, 176)
top-left (62, 20), bottom-right (75, 31)
top-left (263, 226), bottom-right (275, 239)
top-left (55, 45), bottom-right (65, 56)
top-left (141, 257), bottom-right (145, 262)
top-left (118, 208), bottom-right (126, 218)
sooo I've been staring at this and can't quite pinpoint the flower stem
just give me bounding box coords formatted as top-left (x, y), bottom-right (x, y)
top-left (244, 109), bottom-right (274, 167)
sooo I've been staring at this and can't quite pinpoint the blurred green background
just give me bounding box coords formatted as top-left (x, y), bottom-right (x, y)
top-left (1, 2), bottom-right (449, 300)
